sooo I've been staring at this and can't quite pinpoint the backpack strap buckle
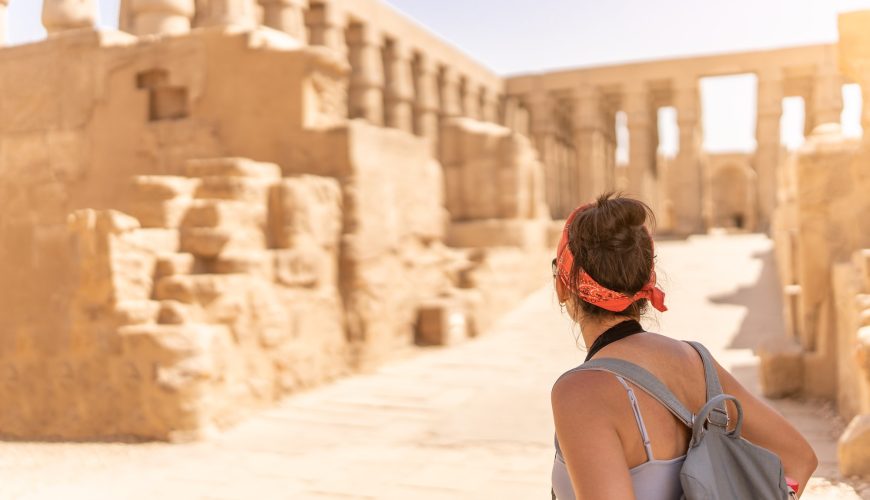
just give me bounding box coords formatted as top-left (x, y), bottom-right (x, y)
top-left (706, 406), bottom-right (729, 428)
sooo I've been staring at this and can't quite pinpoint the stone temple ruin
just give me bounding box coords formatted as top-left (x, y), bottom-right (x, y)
top-left (0, 0), bottom-right (869, 474)
top-left (0, 0), bottom-right (549, 441)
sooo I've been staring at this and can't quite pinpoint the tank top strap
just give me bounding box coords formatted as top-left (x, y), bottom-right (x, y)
top-left (614, 375), bottom-right (655, 462)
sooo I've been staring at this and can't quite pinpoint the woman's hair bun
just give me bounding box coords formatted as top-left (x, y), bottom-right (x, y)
top-left (565, 192), bottom-right (657, 317)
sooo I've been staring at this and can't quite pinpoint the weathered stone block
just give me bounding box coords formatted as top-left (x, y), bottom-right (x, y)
top-left (155, 253), bottom-right (195, 280)
top-left (179, 227), bottom-right (265, 258)
top-left (415, 299), bottom-right (468, 346)
top-left (213, 251), bottom-right (274, 280)
top-left (132, 176), bottom-right (199, 201)
top-left (274, 248), bottom-right (321, 287)
top-left (119, 323), bottom-right (229, 362)
top-left (115, 300), bottom-right (161, 325)
top-left (154, 274), bottom-right (246, 306)
top-left (268, 175), bottom-right (342, 249)
top-left (181, 199), bottom-right (265, 229)
top-left (758, 338), bottom-right (805, 398)
top-left (129, 198), bottom-right (193, 229)
top-left (195, 176), bottom-right (272, 205)
top-left (127, 228), bottom-right (180, 254)
top-left (186, 157), bottom-right (282, 180)
top-left (838, 414), bottom-right (870, 476)
top-left (158, 300), bottom-right (192, 325)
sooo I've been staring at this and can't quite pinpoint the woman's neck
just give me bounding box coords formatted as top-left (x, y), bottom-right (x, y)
top-left (579, 315), bottom-right (638, 350)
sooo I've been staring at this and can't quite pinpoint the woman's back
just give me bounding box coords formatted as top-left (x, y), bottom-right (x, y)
top-left (588, 333), bottom-right (707, 468)
top-left (551, 334), bottom-right (707, 500)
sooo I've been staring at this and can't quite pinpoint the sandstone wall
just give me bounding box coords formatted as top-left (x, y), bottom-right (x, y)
top-left (0, 26), bottom-right (550, 439)
top-left (768, 126), bottom-right (866, 398)
top-left (761, 9), bottom-right (870, 475)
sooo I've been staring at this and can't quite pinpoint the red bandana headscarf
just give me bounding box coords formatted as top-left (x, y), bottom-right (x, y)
top-left (555, 203), bottom-right (667, 313)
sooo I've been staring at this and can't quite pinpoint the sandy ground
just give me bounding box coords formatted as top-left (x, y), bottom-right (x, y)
top-left (0, 233), bottom-right (867, 499)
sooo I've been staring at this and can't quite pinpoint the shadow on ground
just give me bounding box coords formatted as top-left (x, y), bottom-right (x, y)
top-left (708, 248), bottom-right (785, 350)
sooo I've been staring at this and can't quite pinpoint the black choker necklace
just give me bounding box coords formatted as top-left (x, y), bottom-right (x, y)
top-left (584, 319), bottom-right (645, 362)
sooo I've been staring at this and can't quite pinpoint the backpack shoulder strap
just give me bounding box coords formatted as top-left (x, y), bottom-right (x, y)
top-left (685, 341), bottom-right (727, 415)
top-left (570, 358), bottom-right (693, 427)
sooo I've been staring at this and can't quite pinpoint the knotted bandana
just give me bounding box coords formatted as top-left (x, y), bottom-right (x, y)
top-left (555, 204), bottom-right (667, 312)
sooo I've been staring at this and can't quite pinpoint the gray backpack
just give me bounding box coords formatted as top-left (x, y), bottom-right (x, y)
top-left (579, 341), bottom-right (791, 500)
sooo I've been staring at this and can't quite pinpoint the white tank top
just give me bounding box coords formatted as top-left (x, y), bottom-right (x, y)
top-left (551, 375), bottom-right (685, 500)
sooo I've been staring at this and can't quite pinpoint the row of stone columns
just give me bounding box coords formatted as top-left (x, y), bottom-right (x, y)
top-left (120, 0), bottom-right (307, 38)
top-left (523, 65), bottom-right (846, 228)
top-left (307, 1), bottom-right (506, 146)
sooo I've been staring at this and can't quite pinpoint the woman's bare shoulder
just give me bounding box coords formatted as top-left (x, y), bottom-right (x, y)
top-left (551, 368), bottom-right (623, 416)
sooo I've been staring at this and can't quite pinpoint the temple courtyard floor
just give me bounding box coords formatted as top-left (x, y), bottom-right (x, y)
top-left (1, 233), bottom-right (867, 499)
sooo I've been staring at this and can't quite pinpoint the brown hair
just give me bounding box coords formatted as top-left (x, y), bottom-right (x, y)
top-left (565, 192), bottom-right (657, 319)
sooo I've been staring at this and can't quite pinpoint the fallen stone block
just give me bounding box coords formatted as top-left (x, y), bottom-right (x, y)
top-left (415, 299), bottom-right (468, 346)
top-left (757, 337), bottom-right (804, 398)
top-left (838, 414), bottom-right (870, 476)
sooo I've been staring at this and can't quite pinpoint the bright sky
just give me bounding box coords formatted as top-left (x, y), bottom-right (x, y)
top-left (7, 0), bottom-right (869, 153)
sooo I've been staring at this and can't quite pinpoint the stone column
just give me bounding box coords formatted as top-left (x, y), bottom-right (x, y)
top-left (42, 0), bottom-right (97, 34)
top-left (526, 90), bottom-right (559, 215)
top-left (259, 0), bottom-right (308, 41)
top-left (479, 89), bottom-right (499, 124)
top-left (0, 0), bottom-right (9, 46)
top-left (383, 40), bottom-right (414, 132)
top-left (412, 54), bottom-right (440, 146)
top-left (756, 69), bottom-right (783, 230)
top-left (305, 1), bottom-right (345, 56)
top-left (809, 64), bottom-right (844, 131)
top-left (840, 10), bottom-right (870, 143)
top-left (438, 67), bottom-right (462, 120)
top-left (574, 85), bottom-right (607, 205)
top-left (625, 83), bottom-right (655, 202)
top-left (130, 0), bottom-right (195, 36)
top-left (197, 0), bottom-right (258, 29)
top-left (462, 81), bottom-right (480, 120)
top-left (672, 78), bottom-right (703, 234)
top-left (346, 22), bottom-right (384, 124)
